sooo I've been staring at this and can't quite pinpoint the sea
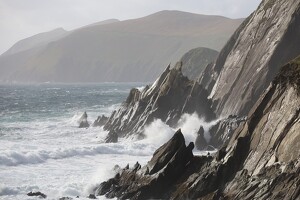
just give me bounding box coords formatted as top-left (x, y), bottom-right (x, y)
top-left (0, 83), bottom-right (211, 200)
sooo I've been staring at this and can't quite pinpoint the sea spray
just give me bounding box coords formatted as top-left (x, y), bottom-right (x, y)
top-left (142, 112), bottom-right (222, 146)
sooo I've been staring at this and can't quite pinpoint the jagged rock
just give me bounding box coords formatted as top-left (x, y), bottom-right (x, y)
top-left (88, 194), bottom-right (97, 199)
top-left (104, 63), bottom-right (215, 139)
top-left (200, 0), bottom-right (300, 117)
top-left (78, 111), bottom-right (89, 128)
top-left (59, 197), bottom-right (73, 200)
top-left (94, 129), bottom-right (195, 199)
top-left (195, 116), bottom-right (246, 150)
top-left (195, 126), bottom-right (207, 150)
top-left (174, 55), bottom-right (300, 199)
top-left (27, 191), bottom-right (47, 198)
top-left (92, 115), bottom-right (108, 127)
top-left (105, 130), bottom-right (118, 143)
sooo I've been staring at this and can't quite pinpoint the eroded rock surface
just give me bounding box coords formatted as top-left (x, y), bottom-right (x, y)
top-left (92, 115), bottom-right (108, 127)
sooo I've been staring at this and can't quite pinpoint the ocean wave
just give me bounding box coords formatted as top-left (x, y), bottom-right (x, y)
top-left (0, 185), bottom-right (20, 196)
top-left (0, 142), bottom-right (155, 167)
top-left (0, 184), bottom-right (39, 197)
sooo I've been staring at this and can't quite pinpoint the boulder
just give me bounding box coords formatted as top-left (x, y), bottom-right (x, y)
top-left (195, 126), bottom-right (207, 150)
top-left (92, 115), bottom-right (108, 127)
top-left (78, 111), bottom-right (89, 128)
top-left (27, 191), bottom-right (47, 198)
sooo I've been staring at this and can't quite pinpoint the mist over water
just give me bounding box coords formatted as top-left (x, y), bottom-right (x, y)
top-left (0, 83), bottom-right (215, 199)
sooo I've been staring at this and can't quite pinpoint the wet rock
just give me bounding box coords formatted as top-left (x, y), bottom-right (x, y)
top-left (88, 194), bottom-right (97, 199)
top-left (92, 115), bottom-right (108, 127)
top-left (105, 130), bottom-right (118, 143)
top-left (195, 126), bottom-right (207, 150)
top-left (95, 129), bottom-right (194, 199)
top-left (59, 197), bottom-right (73, 200)
top-left (27, 191), bottom-right (47, 198)
top-left (78, 111), bottom-right (89, 128)
top-left (195, 116), bottom-right (246, 150)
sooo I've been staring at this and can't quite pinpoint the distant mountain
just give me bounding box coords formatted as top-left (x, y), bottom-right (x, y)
top-left (0, 10), bottom-right (242, 83)
top-left (181, 47), bottom-right (219, 80)
top-left (2, 28), bottom-right (68, 57)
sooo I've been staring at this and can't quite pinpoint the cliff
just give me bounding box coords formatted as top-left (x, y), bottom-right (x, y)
top-left (104, 63), bottom-right (215, 140)
top-left (94, 55), bottom-right (300, 200)
top-left (202, 0), bottom-right (300, 117)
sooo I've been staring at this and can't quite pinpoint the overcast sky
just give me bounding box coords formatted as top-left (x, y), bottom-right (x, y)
top-left (0, 0), bottom-right (262, 54)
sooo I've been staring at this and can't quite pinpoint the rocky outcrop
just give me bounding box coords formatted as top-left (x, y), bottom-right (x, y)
top-left (104, 63), bottom-right (215, 140)
top-left (104, 130), bottom-right (118, 143)
top-left (95, 56), bottom-right (300, 199)
top-left (78, 111), bottom-right (89, 128)
top-left (202, 0), bottom-right (300, 117)
top-left (94, 129), bottom-right (195, 199)
top-left (92, 115), bottom-right (108, 127)
top-left (27, 191), bottom-right (47, 198)
top-left (195, 115), bottom-right (247, 150)
top-left (181, 47), bottom-right (218, 81)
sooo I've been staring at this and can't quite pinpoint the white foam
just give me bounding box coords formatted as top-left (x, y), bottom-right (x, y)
top-left (142, 113), bottom-right (222, 145)
top-left (143, 119), bottom-right (174, 145)
top-left (0, 141), bottom-right (157, 167)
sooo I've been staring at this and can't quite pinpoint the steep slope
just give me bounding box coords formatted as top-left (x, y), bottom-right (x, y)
top-left (181, 47), bottom-right (219, 80)
top-left (201, 0), bottom-right (300, 117)
top-left (1, 28), bottom-right (68, 57)
top-left (104, 62), bottom-right (215, 140)
top-left (0, 11), bottom-right (242, 83)
top-left (95, 55), bottom-right (300, 200)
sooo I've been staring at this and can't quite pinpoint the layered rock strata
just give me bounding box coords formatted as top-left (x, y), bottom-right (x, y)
top-left (95, 56), bottom-right (300, 200)
top-left (203, 0), bottom-right (300, 117)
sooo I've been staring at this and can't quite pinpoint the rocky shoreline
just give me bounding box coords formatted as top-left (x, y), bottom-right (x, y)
top-left (94, 56), bottom-right (300, 199)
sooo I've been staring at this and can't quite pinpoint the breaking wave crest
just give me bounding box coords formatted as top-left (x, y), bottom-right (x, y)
top-left (0, 142), bottom-right (156, 167)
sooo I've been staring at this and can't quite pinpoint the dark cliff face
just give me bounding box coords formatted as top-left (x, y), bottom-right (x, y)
top-left (204, 0), bottom-right (300, 117)
top-left (95, 55), bottom-right (300, 200)
top-left (104, 63), bottom-right (215, 139)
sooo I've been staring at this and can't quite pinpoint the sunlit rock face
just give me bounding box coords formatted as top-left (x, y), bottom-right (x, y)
top-left (200, 0), bottom-right (300, 117)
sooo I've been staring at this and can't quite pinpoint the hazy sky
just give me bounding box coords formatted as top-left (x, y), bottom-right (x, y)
top-left (0, 0), bottom-right (262, 54)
